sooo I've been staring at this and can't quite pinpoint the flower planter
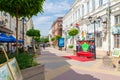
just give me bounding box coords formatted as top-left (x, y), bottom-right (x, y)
top-left (21, 64), bottom-right (45, 80)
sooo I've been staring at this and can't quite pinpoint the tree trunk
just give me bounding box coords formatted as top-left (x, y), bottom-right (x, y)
top-left (16, 8), bottom-right (19, 54)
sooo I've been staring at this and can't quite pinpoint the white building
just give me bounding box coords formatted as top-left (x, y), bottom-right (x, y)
top-left (63, 0), bottom-right (120, 53)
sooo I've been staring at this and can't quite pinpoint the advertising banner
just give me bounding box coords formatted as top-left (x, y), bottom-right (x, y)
top-left (58, 38), bottom-right (64, 47)
top-left (8, 58), bottom-right (23, 80)
top-left (112, 48), bottom-right (120, 57)
top-left (0, 63), bottom-right (13, 80)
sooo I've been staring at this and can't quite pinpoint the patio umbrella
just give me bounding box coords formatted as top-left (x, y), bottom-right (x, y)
top-left (0, 33), bottom-right (10, 42)
top-left (18, 40), bottom-right (24, 43)
top-left (8, 35), bottom-right (16, 43)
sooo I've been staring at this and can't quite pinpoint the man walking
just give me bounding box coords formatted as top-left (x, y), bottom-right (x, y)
top-left (43, 43), bottom-right (45, 49)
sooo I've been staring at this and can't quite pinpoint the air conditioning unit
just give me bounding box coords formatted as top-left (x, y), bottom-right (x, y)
top-left (0, 17), bottom-right (6, 26)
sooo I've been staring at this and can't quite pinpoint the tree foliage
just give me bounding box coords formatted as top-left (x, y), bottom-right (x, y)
top-left (68, 28), bottom-right (79, 36)
top-left (40, 37), bottom-right (49, 43)
top-left (34, 37), bottom-right (41, 43)
top-left (51, 37), bottom-right (55, 41)
top-left (55, 35), bottom-right (62, 40)
top-left (0, 0), bottom-right (45, 53)
top-left (26, 29), bottom-right (40, 37)
top-left (0, 0), bottom-right (45, 18)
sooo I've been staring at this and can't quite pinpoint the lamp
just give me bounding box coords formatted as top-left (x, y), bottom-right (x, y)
top-left (88, 16), bottom-right (92, 23)
top-left (88, 16), bottom-right (103, 59)
top-left (20, 17), bottom-right (30, 48)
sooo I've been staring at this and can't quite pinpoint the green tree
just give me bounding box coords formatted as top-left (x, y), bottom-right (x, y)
top-left (51, 37), bottom-right (55, 41)
top-left (39, 37), bottom-right (49, 43)
top-left (55, 35), bottom-right (62, 40)
top-left (34, 37), bottom-right (41, 43)
top-left (43, 37), bottom-right (49, 43)
top-left (26, 29), bottom-right (40, 38)
top-left (68, 28), bottom-right (79, 36)
top-left (0, 0), bottom-right (45, 53)
top-left (68, 28), bottom-right (79, 44)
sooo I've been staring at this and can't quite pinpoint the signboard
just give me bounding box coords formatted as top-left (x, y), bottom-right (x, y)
top-left (0, 64), bottom-right (13, 80)
top-left (0, 46), bottom-right (23, 80)
top-left (58, 38), bottom-right (64, 47)
top-left (112, 26), bottom-right (120, 34)
top-left (8, 58), bottom-right (23, 80)
top-left (112, 48), bottom-right (120, 57)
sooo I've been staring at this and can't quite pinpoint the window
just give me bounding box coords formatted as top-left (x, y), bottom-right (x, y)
top-left (87, 1), bottom-right (90, 13)
top-left (114, 35), bottom-right (120, 48)
top-left (99, 0), bottom-right (103, 6)
top-left (92, 0), bottom-right (95, 10)
top-left (114, 15), bottom-right (120, 48)
top-left (78, 9), bottom-right (80, 18)
top-left (115, 15), bottom-right (120, 24)
top-left (82, 5), bottom-right (84, 16)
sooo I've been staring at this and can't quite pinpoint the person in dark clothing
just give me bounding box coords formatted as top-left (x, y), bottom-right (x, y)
top-left (43, 43), bottom-right (45, 49)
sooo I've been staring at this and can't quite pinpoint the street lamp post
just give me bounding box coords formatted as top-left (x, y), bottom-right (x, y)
top-left (88, 16), bottom-right (101, 59)
top-left (20, 17), bottom-right (30, 48)
top-left (21, 17), bottom-right (25, 47)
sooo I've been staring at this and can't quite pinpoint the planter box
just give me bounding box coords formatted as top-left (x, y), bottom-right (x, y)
top-left (66, 48), bottom-right (73, 53)
top-left (21, 64), bottom-right (45, 80)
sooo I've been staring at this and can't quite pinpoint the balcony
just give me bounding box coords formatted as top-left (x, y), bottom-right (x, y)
top-left (0, 16), bottom-right (13, 34)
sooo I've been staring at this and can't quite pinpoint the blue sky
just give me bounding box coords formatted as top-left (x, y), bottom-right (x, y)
top-left (32, 0), bottom-right (74, 36)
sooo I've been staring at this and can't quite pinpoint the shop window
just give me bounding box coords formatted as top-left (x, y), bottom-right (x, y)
top-left (92, 0), bottom-right (95, 11)
top-left (99, 0), bottom-right (103, 6)
top-left (114, 35), bottom-right (120, 48)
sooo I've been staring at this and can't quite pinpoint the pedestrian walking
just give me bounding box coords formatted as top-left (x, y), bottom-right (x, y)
top-left (43, 43), bottom-right (45, 49)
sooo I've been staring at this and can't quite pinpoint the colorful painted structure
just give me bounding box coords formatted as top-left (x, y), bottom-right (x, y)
top-left (76, 40), bottom-right (95, 58)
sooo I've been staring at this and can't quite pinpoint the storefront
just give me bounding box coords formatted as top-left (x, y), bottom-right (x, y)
top-left (113, 15), bottom-right (120, 48)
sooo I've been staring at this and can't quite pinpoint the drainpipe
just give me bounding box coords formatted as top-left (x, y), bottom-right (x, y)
top-left (107, 0), bottom-right (111, 56)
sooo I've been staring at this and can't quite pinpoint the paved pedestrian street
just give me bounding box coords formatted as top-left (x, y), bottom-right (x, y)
top-left (36, 47), bottom-right (120, 80)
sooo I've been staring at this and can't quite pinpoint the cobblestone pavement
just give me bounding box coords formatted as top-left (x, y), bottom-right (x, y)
top-left (36, 47), bottom-right (120, 80)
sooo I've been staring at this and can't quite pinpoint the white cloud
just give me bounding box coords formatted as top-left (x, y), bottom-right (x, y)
top-left (32, 0), bottom-right (74, 36)
top-left (44, 0), bottom-right (71, 13)
top-left (33, 16), bottom-right (52, 27)
top-left (54, 13), bottom-right (65, 17)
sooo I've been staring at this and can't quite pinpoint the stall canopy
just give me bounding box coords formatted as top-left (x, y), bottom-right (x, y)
top-left (18, 40), bottom-right (24, 43)
top-left (0, 33), bottom-right (10, 42)
top-left (8, 35), bottom-right (16, 42)
top-left (0, 33), bottom-right (24, 43)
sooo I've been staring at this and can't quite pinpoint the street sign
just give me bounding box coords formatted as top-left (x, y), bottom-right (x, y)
top-left (58, 38), bottom-right (64, 47)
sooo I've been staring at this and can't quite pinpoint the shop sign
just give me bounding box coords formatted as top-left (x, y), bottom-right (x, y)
top-left (8, 58), bottom-right (23, 80)
top-left (0, 63), bottom-right (14, 80)
top-left (58, 38), bottom-right (64, 47)
top-left (112, 48), bottom-right (120, 57)
top-left (112, 26), bottom-right (120, 34)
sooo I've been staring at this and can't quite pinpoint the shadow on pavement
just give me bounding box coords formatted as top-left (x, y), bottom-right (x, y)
top-left (52, 69), bottom-right (100, 80)
top-left (37, 49), bottom-right (100, 80)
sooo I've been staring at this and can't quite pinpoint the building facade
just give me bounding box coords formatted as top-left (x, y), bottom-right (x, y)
top-left (0, 11), bottom-right (33, 48)
top-left (62, 0), bottom-right (120, 52)
top-left (51, 17), bottom-right (63, 38)
top-left (49, 17), bottom-right (63, 45)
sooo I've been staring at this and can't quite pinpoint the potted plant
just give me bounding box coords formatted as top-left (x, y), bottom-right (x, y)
top-left (68, 28), bottom-right (79, 54)
top-left (0, 51), bottom-right (45, 80)
top-left (67, 45), bottom-right (74, 54)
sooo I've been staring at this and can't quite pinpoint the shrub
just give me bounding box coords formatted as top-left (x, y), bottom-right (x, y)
top-left (68, 45), bottom-right (73, 49)
top-left (0, 52), bottom-right (38, 70)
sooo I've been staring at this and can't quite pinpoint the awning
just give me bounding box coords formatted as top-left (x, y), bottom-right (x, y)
top-left (0, 33), bottom-right (24, 43)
